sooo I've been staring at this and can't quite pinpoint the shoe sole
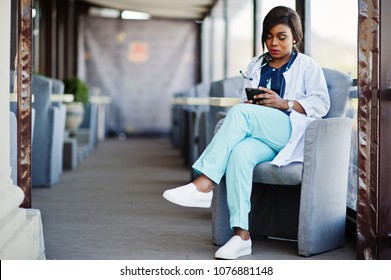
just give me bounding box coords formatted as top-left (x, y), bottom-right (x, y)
top-left (163, 192), bottom-right (211, 208)
top-left (215, 248), bottom-right (252, 260)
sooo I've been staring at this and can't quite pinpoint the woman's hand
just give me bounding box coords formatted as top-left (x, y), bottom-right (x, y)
top-left (253, 87), bottom-right (286, 109)
top-left (252, 87), bottom-right (306, 114)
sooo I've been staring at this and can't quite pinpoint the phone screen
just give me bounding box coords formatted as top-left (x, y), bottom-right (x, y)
top-left (245, 88), bottom-right (264, 103)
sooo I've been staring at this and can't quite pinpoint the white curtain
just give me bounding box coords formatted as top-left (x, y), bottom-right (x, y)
top-left (79, 16), bottom-right (198, 134)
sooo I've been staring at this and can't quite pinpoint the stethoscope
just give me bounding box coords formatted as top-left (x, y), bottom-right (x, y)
top-left (240, 50), bottom-right (296, 82)
top-left (239, 50), bottom-right (297, 98)
top-left (239, 54), bottom-right (269, 81)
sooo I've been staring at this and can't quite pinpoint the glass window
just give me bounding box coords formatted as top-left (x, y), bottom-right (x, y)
top-left (200, 3), bottom-right (226, 83)
top-left (306, 0), bottom-right (358, 77)
top-left (32, 1), bottom-right (40, 73)
top-left (307, 0), bottom-right (358, 210)
top-left (226, 0), bottom-right (254, 78)
top-left (202, 0), bottom-right (254, 81)
top-left (210, 0), bottom-right (226, 81)
top-left (201, 16), bottom-right (212, 83)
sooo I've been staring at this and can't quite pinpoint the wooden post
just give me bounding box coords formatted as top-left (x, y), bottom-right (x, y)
top-left (378, 0), bottom-right (391, 260)
top-left (17, 0), bottom-right (33, 208)
top-left (356, 0), bottom-right (391, 260)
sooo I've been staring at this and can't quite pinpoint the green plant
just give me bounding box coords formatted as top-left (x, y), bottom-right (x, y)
top-left (63, 77), bottom-right (89, 104)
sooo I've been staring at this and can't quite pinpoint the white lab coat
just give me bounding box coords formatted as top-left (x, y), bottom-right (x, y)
top-left (240, 53), bottom-right (330, 166)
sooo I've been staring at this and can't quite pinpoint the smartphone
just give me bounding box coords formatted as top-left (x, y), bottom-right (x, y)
top-left (245, 88), bottom-right (264, 103)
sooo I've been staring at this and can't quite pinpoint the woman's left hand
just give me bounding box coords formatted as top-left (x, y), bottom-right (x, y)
top-left (254, 87), bottom-right (287, 110)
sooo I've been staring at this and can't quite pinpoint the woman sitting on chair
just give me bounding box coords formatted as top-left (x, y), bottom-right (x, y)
top-left (163, 6), bottom-right (330, 260)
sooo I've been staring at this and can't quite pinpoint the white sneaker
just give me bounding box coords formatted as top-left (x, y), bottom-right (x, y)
top-left (163, 183), bottom-right (213, 208)
top-left (215, 235), bottom-right (252, 259)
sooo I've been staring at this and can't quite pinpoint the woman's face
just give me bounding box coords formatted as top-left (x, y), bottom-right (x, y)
top-left (265, 24), bottom-right (294, 63)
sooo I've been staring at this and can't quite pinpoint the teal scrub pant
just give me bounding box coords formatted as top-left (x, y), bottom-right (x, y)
top-left (192, 104), bottom-right (292, 230)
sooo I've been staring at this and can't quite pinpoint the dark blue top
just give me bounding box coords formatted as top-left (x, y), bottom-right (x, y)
top-left (258, 51), bottom-right (298, 115)
top-left (258, 51), bottom-right (298, 98)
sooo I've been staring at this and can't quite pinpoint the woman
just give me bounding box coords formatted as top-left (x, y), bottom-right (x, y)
top-left (163, 6), bottom-right (330, 259)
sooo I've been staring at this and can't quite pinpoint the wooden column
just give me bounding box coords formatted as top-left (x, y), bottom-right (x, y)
top-left (378, 0), bottom-right (391, 260)
top-left (357, 0), bottom-right (391, 260)
top-left (17, 0), bottom-right (33, 208)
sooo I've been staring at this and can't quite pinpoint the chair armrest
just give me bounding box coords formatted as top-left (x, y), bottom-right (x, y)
top-left (213, 116), bottom-right (226, 135)
top-left (216, 111), bottom-right (227, 121)
top-left (298, 117), bottom-right (353, 256)
top-left (48, 106), bottom-right (61, 134)
top-left (48, 106), bottom-right (63, 164)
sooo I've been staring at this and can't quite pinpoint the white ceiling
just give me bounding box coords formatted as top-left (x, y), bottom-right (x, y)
top-left (82, 0), bottom-right (217, 20)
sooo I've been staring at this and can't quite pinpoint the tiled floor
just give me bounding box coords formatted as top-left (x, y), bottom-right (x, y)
top-left (32, 138), bottom-right (356, 260)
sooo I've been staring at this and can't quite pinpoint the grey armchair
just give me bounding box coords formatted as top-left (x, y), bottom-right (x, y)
top-left (51, 78), bottom-right (67, 181)
top-left (178, 86), bottom-right (196, 166)
top-left (171, 91), bottom-right (185, 149)
top-left (189, 82), bottom-right (211, 179)
top-left (198, 76), bottom-right (244, 157)
top-left (74, 101), bottom-right (99, 163)
top-left (9, 111), bottom-right (17, 185)
top-left (30, 75), bottom-right (66, 187)
top-left (211, 68), bottom-right (353, 257)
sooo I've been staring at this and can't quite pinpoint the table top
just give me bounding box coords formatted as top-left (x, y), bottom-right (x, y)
top-left (9, 93), bottom-right (74, 103)
top-left (171, 97), bottom-right (240, 107)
